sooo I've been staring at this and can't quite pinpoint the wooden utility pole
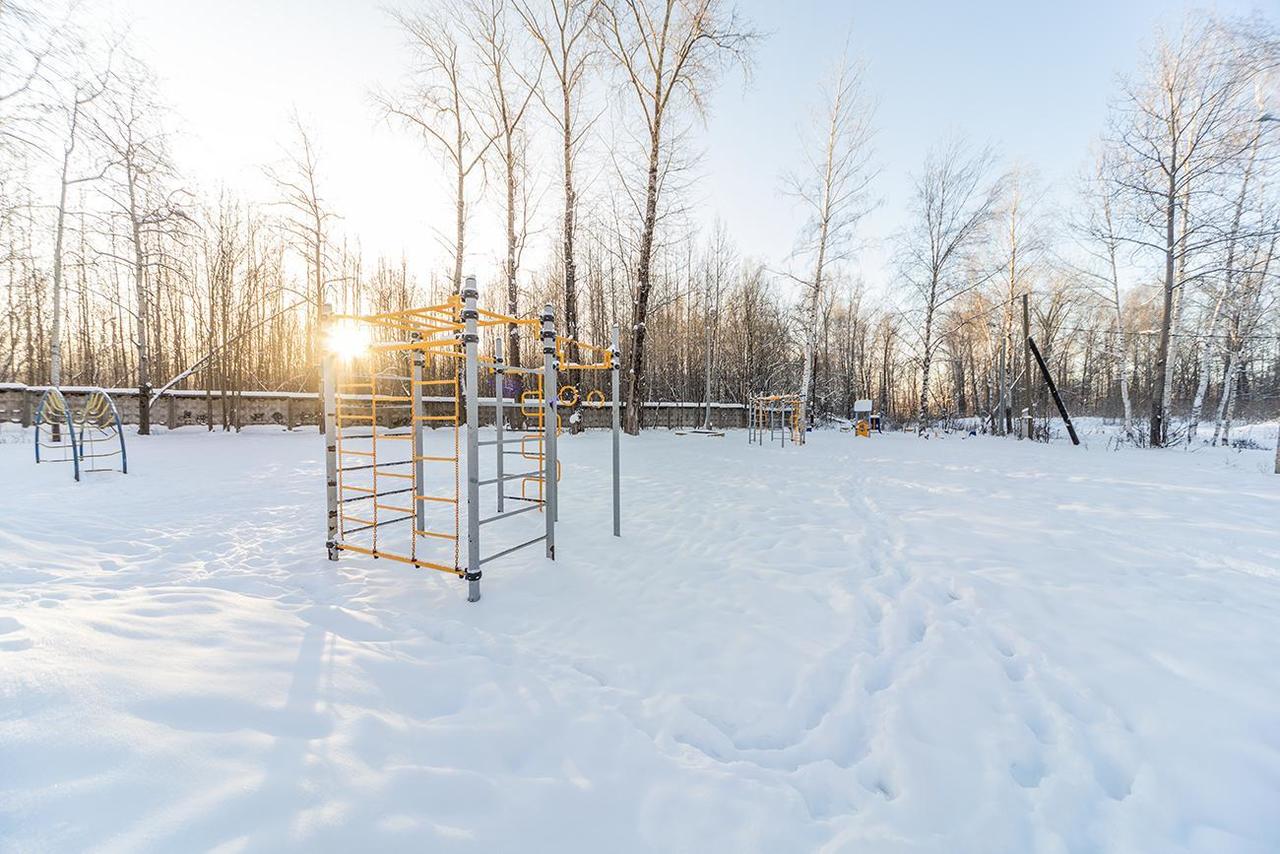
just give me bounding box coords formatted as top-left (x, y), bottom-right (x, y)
top-left (1021, 292), bottom-right (1031, 440)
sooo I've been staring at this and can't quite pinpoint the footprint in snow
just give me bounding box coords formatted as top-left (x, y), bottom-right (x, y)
top-left (1010, 754), bottom-right (1046, 788)
top-left (0, 617), bottom-right (32, 652)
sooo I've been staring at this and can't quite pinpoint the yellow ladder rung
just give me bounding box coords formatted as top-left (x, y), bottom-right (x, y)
top-left (414, 378), bottom-right (458, 386)
top-left (340, 449), bottom-right (375, 457)
top-left (342, 485), bottom-right (376, 494)
top-left (381, 435), bottom-right (413, 440)
top-left (415, 530), bottom-right (458, 541)
top-left (371, 395), bottom-right (411, 402)
top-left (380, 472), bottom-right (414, 479)
top-left (375, 503), bottom-right (414, 514)
top-left (336, 543), bottom-right (460, 575)
top-left (416, 495), bottom-right (458, 504)
top-left (414, 455), bottom-right (458, 462)
top-left (415, 415), bottom-right (458, 422)
top-left (341, 514), bottom-right (376, 525)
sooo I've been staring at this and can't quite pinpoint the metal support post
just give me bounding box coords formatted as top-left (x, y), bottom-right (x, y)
top-left (1021, 292), bottom-right (1032, 440)
top-left (494, 335), bottom-right (504, 513)
top-left (411, 335), bottom-right (426, 534)
top-left (541, 305), bottom-right (558, 558)
top-left (321, 303), bottom-right (340, 560)
top-left (463, 279), bottom-right (482, 602)
top-left (611, 324), bottom-right (621, 538)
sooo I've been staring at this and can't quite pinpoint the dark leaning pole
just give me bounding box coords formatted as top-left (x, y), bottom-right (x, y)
top-left (1027, 336), bottom-right (1080, 446)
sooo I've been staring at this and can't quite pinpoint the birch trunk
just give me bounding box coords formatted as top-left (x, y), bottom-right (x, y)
top-left (623, 116), bottom-right (662, 435)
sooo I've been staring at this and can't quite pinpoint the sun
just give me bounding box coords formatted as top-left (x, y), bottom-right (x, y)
top-left (324, 319), bottom-right (371, 361)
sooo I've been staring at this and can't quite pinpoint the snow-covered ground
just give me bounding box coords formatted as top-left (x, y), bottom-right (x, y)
top-left (1, 424), bottom-right (1278, 853)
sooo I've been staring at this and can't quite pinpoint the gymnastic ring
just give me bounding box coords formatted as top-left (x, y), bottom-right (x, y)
top-left (585, 389), bottom-right (606, 408)
top-left (558, 385), bottom-right (580, 407)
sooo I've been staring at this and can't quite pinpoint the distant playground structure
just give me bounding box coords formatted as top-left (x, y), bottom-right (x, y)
top-left (321, 276), bottom-right (622, 603)
top-left (748, 393), bottom-right (805, 446)
top-left (852, 398), bottom-right (882, 437)
top-left (33, 387), bottom-right (129, 482)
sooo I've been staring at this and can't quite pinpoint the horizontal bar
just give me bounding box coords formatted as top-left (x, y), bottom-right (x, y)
top-left (478, 430), bottom-right (548, 448)
top-left (340, 487), bottom-right (413, 504)
top-left (336, 431), bottom-right (414, 440)
top-left (479, 470), bottom-right (540, 486)
top-left (415, 529), bottom-right (458, 541)
top-left (375, 502), bottom-right (415, 514)
top-left (414, 454), bottom-right (458, 462)
top-left (479, 535), bottom-right (547, 565)
top-left (338, 460), bottom-right (412, 472)
top-left (479, 503), bottom-right (543, 526)
top-left (416, 494), bottom-right (458, 504)
top-left (335, 543), bottom-right (458, 575)
top-left (414, 414), bottom-right (458, 422)
top-left (341, 514), bottom-right (414, 535)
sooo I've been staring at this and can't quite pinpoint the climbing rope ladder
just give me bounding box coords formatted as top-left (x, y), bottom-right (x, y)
top-left (323, 277), bottom-right (622, 602)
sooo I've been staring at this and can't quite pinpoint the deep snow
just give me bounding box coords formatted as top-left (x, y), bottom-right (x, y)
top-left (1, 425), bottom-right (1278, 853)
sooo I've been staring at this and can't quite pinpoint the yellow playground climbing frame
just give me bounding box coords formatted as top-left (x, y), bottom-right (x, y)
top-left (748, 393), bottom-right (805, 446)
top-left (322, 277), bottom-right (622, 603)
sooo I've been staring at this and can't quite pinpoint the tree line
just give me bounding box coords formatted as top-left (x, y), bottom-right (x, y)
top-left (1, 1), bottom-right (1277, 446)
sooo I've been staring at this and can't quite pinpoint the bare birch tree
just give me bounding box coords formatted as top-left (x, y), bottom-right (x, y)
top-left (92, 58), bottom-right (188, 435)
top-left (516, 0), bottom-right (598, 369)
top-left (49, 60), bottom-right (112, 388)
top-left (898, 138), bottom-right (1002, 432)
top-left (1074, 151), bottom-right (1137, 439)
top-left (266, 116), bottom-right (336, 389)
top-left (1108, 16), bottom-right (1265, 446)
top-left (381, 5), bottom-right (501, 294)
top-left (785, 45), bottom-right (875, 427)
top-left (469, 0), bottom-right (540, 369)
top-left (598, 0), bottom-right (755, 433)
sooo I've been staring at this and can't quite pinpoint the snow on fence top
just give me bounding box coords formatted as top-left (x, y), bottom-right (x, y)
top-left (0, 384), bottom-right (747, 430)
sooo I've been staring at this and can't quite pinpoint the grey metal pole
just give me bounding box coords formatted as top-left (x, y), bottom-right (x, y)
top-left (411, 335), bottom-right (426, 535)
top-left (1021, 292), bottom-right (1032, 441)
top-left (541, 305), bottom-right (557, 558)
top-left (611, 323), bottom-right (621, 538)
top-left (462, 278), bottom-right (482, 602)
top-left (494, 335), bottom-right (504, 513)
top-left (321, 303), bottom-right (340, 561)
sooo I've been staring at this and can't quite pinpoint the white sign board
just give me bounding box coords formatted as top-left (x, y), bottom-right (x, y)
top-left (853, 399), bottom-right (873, 414)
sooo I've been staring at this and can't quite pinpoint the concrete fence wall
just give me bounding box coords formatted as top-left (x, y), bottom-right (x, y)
top-left (0, 384), bottom-right (748, 431)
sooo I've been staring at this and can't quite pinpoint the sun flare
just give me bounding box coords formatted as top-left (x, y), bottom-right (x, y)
top-left (325, 320), bottom-right (371, 361)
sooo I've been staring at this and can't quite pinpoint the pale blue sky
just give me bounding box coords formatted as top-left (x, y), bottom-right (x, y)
top-left (101, 0), bottom-right (1273, 299)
